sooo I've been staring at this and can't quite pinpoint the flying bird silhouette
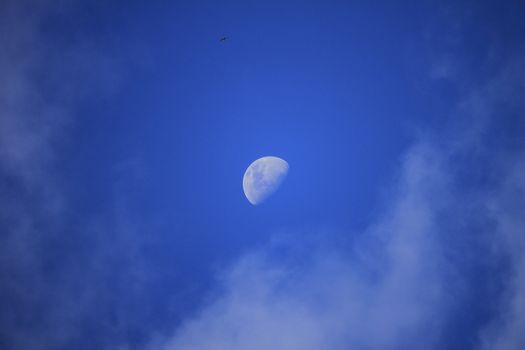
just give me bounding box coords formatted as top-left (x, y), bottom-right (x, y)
top-left (219, 36), bottom-right (229, 42)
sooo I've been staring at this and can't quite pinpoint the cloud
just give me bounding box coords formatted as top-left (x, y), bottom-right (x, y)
top-left (158, 144), bottom-right (451, 350)
top-left (0, 2), bottom-right (132, 349)
top-left (478, 155), bottom-right (525, 350)
top-left (157, 60), bottom-right (525, 350)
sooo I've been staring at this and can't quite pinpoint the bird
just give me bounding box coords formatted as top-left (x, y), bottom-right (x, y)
top-left (219, 36), bottom-right (229, 42)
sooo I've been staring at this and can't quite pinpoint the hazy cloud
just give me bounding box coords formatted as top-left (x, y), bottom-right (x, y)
top-left (159, 143), bottom-right (451, 350)
top-left (479, 155), bottom-right (525, 350)
top-left (158, 60), bottom-right (525, 350)
top-left (0, 2), bottom-right (130, 348)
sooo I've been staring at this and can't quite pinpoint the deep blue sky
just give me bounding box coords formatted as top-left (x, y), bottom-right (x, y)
top-left (1, 1), bottom-right (525, 349)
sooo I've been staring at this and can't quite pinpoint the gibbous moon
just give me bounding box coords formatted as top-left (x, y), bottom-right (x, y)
top-left (243, 156), bottom-right (289, 205)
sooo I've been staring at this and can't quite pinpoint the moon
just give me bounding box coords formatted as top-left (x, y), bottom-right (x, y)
top-left (243, 156), bottom-right (289, 205)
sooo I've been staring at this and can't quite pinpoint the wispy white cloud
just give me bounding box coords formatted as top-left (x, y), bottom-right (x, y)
top-left (0, 2), bottom-right (131, 348)
top-left (158, 143), bottom-right (452, 350)
top-left (478, 155), bottom-right (525, 350)
top-left (157, 60), bottom-right (525, 350)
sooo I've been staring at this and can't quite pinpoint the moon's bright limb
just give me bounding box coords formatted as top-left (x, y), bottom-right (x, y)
top-left (243, 156), bottom-right (289, 205)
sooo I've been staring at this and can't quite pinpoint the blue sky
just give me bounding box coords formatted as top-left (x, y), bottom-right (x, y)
top-left (1, 1), bottom-right (525, 349)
